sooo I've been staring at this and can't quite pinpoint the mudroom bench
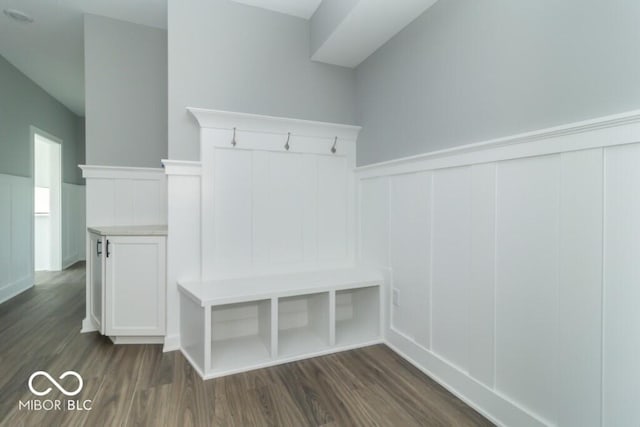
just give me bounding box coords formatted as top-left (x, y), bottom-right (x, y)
top-left (177, 267), bottom-right (382, 379)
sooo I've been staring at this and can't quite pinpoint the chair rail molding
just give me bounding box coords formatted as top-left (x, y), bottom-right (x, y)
top-left (357, 108), bottom-right (640, 178)
top-left (162, 160), bottom-right (202, 176)
top-left (80, 164), bottom-right (166, 180)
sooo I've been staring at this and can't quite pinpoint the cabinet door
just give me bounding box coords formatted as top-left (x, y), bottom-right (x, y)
top-left (88, 232), bottom-right (104, 333)
top-left (104, 235), bottom-right (166, 336)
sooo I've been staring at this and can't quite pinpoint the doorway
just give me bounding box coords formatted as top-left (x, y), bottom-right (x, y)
top-left (33, 129), bottom-right (62, 273)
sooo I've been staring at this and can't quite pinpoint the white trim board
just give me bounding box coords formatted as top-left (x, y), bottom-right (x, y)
top-left (0, 276), bottom-right (33, 305)
top-left (357, 109), bottom-right (640, 178)
top-left (161, 160), bottom-right (202, 176)
top-left (187, 107), bottom-right (361, 141)
top-left (385, 335), bottom-right (544, 427)
top-left (80, 165), bottom-right (165, 180)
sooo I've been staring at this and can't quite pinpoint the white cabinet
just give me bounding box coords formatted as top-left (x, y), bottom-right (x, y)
top-left (87, 226), bottom-right (167, 343)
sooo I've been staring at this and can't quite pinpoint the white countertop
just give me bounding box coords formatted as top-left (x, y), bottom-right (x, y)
top-left (88, 225), bottom-right (167, 236)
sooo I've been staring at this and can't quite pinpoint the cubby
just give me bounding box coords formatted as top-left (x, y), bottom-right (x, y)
top-left (278, 292), bottom-right (330, 357)
top-left (178, 267), bottom-right (383, 379)
top-left (210, 299), bottom-right (273, 372)
top-left (335, 286), bottom-right (380, 347)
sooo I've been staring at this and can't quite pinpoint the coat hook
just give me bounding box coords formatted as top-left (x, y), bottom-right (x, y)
top-left (285, 132), bottom-right (291, 151)
top-left (231, 127), bottom-right (237, 147)
top-left (331, 136), bottom-right (338, 154)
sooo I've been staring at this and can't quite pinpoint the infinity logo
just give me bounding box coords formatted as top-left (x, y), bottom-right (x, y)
top-left (28, 371), bottom-right (83, 397)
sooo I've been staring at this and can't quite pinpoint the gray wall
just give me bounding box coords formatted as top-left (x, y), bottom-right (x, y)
top-left (168, 0), bottom-right (356, 161)
top-left (84, 14), bottom-right (167, 168)
top-left (355, 0), bottom-right (640, 166)
top-left (0, 54), bottom-right (84, 184)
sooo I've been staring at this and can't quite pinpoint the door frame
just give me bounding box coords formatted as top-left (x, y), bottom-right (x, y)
top-left (30, 126), bottom-right (63, 272)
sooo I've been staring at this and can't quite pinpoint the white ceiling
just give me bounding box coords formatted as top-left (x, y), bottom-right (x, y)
top-left (230, 0), bottom-right (322, 19)
top-left (0, 0), bottom-right (167, 116)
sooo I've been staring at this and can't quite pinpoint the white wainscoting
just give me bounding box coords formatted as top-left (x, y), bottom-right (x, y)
top-left (0, 174), bottom-right (85, 304)
top-left (80, 165), bottom-right (167, 332)
top-left (0, 174), bottom-right (32, 304)
top-left (357, 109), bottom-right (640, 427)
top-left (62, 183), bottom-right (86, 268)
top-left (81, 165), bottom-right (167, 227)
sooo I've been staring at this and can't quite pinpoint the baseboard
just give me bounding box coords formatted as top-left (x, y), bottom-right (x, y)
top-left (385, 331), bottom-right (547, 427)
top-left (0, 276), bottom-right (33, 305)
top-left (109, 335), bottom-right (165, 345)
top-left (163, 334), bottom-right (180, 352)
top-left (62, 254), bottom-right (80, 270)
top-left (81, 317), bottom-right (98, 333)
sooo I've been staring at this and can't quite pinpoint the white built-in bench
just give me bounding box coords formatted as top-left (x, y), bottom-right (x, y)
top-left (178, 267), bottom-right (383, 379)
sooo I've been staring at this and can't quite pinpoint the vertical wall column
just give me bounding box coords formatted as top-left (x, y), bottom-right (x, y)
top-left (163, 160), bottom-right (202, 351)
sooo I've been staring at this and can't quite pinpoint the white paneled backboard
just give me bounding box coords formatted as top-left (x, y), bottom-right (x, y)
top-left (191, 108), bottom-right (360, 280)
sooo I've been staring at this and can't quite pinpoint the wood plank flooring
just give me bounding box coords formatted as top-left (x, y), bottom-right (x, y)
top-left (0, 263), bottom-right (492, 426)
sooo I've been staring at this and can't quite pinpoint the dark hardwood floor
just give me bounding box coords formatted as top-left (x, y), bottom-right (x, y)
top-left (0, 263), bottom-right (492, 426)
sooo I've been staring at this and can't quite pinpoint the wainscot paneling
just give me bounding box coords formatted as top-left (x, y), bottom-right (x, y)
top-left (357, 109), bottom-right (640, 427)
top-left (431, 166), bottom-right (472, 372)
top-left (358, 178), bottom-right (389, 268)
top-left (389, 172), bottom-right (431, 349)
top-left (557, 148), bottom-right (602, 427)
top-left (468, 163), bottom-right (496, 388)
top-left (0, 175), bottom-right (85, 304)
top-left (603, 143), bottom-right (640, 427)
top-left (62, 183), bottom-right (86, 268)
top-left (0, 174), bottom-right (32, 304)
top-left (81, 165), bottom-right (167, 228)
top-left (494, 155), bottom-right (560, 425)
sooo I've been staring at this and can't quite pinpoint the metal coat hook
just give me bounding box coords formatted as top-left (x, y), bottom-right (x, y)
top-left (231, 127), bottom-right (237, 147)
top-left (285, 132), bottom-right (291, 151)
top-left (331, 136), bottom-right (338, 154)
